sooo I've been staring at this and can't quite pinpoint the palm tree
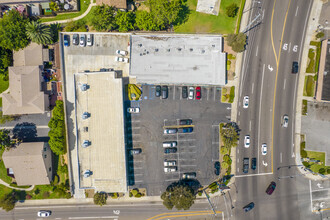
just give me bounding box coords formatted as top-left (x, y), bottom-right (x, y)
top-left (26, 20), bottom-right (53, 45)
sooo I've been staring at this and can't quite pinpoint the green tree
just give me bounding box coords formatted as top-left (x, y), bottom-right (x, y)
top-left (226, 3), bottom-right (239, 17)
top-left (227, 33), bottom-right (247, 53)
top-left (64, 20), bottom-right (87, 32)
top-left (136, 11), bottom-right (156, 30)
top-left (161, 182), bottom-right (196, 210)
top-left (49, 1), bottom-right (59, 11)
top-left (300, 149), bottom-right (307, 158)
top-left (26, 20), bottom-right (53, 45)
top-left (223, 154), bottom-right (231, 163)
top-left (91, 4), bottom-right (117, 31)
top-left (0, 48), bottom-right (12, 75)
top-left (220, 146), bottom-right (229, 155)
top-left (48, 100), bottom-right (66, 155)
top-left (0, 192), bottom-right (16, 212)
top-left (221, 161), bottom-right (229, 170)
top-left (0, 129), bottom-right (14, 151)
top-left (50, 23), bottom-right (62, 43)
top-left (220, 123), bottom-right (238, 148)
top-left (0, 10), bottom-right (29, 51)
top-left (115, 11), bottom-right (135, 32)
top-left (319, 168), bottom-right (326, 175)
top-left (93, 192), bottom-right (107, 206)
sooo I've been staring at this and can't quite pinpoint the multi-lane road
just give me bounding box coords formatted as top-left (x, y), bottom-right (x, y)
top-left (235, 0), bottom-right (316, 219)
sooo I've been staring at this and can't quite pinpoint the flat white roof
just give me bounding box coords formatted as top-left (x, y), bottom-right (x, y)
top-left (130, 34), bottom-right (226, 86)
top-left (75, 71), bottom-right (127, 193)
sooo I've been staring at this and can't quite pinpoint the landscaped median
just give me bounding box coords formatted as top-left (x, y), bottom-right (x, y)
top-left (221, 86), bottom-right (235, 103)
top-left (303, 75), bottom-right (316, 97)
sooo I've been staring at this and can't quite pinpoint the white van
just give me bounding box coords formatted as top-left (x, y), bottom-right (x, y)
top-left (163, 141), bottom-right (177, 148)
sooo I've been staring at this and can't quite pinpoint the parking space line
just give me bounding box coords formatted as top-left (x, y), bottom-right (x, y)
top-left (237, 149), bottom-right (239, 154)
top-left (180, 164), bottom-right (197, 167)
top-left (179, 158), bottom-right (196, 161)
top-left (179, 139), bottom-right (196, 142)
top-left (309, 180), bottom-right (313, 212)
top-left (311, 188), bottom-right (330, 192)
top-left (134, 180), bottom-right (144, 183)
top-left (207, 88), bottom-right (209, 101)
top-left (173, 86), bottom-right (176, 100)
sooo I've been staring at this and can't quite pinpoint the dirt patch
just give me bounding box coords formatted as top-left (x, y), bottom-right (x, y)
top-left (85, 189), bottom-right (95, 198)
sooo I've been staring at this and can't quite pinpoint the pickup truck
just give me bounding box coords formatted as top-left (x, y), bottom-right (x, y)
top-left (243, 158), bottom-right (249, 173)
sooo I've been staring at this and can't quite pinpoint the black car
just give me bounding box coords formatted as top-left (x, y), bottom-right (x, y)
top-left (179, 119), bottom-right (192, 125)
top-left (178, 127), bottom-right (193, 133)
top-left (214, 161), bottom-right (220, 175)
top-left (243, 202), bottom-right (255, 212)
top-left (292, 61), bottom-right (299, 73)
top-left (164, 148), bottom-right (177, 154)
top-left (243, 158), bottom-right (249, 174)
top-left (162, 86), bottom-right (168, 99)
top-left (155, 85), bottom-right (161, 97)
top-left (72, 34), bottom-right (79, 45)
top-left (182, 86), bottom-right (188, 99)
top-left (251, 158), bottom-right (256, 170)
top-left (266, 181), bottom-right (276, 195)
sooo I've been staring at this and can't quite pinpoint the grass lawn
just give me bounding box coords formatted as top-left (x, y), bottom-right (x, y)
top-left (303, 76), bottom-right (315, 97)
top-left (174, 0), bottom-right (242, 34)
top-left (0, 75), bottom-right (9, 94)
top-left (0, 185), bottom-right (13, 199)
top-left (0, 97), bottom-right (2, 108)
top-left (40, 0), bottom-right (90, 23)
top-left (0, 150), bottom-right (13, 184)
top-left (305, 151), bottom-right (330, 174)
top-left (302, 99), bottom-right (307, 115)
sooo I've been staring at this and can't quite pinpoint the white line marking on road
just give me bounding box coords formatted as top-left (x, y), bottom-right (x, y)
top-left (258, 64), bottom-right (265, 174)
top-left (238, 121), bottom-right (240, 126)
top-left (252, 83), bottom-right (254, 94)
top-left (295, 6), bottom-right (299, 16)
top-left (55, 218), bottom-right (62, 220)
top-left (256, 46), bottom-right (259, 56)
top-left (235, 172), bottom-right (273, 178)
top-left (283, 78), bottom-right (286, 90)
top-left (311, 197), bottom-right (330, 201)
top-left (237, 168), bottom-right (239, 172)
top-left (180, 164), bottom-right (197, 167)
top-left (238, 111), bottom-right (240, 116)
top-left (280, 152), bottom-right (282, 163)
top-left (288, 42), bottom-right (291, 53)
top-left (311, 188), bottom-right (330, 192)
top-left (207, 88), bottom-right (209, 100)
top-left (237, 158), bottom-right (239, 163)
top-left (249, 120), bottom-right (252, 131)
top-left (309, 180), bottom-right (313, 212)
top-left (179, 139), bottom-right (197, 141)
top-left (237, 149), bottom-right (239, 154)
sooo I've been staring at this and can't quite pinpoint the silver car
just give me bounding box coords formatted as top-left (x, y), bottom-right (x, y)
top-left (282, 115), bottom-right (289, 128)
top-left (164, 128), bottom-right (178, 134)
top-left (188, 87), bottom-right (194, 99)
top-left (79, 34), bottom-right (86, 47)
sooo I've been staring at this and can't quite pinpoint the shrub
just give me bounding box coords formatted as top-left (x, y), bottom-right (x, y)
top-left (197, 191), bottom-right (203, 196)
top-left (327, 168), bottom-right (330, 174)
top-left (226, 3), bottom-right (239, 17)
top-left (302, 161), bottom-right (310, 167)
top-left (111, 193), bottom-right (118, 199)
top-left (228, 54), bottom-right (236, 60)
top-left (300, 149), bottom-right (307, 158)
top-left (300, 141), bottom-right (305, 150)
top-left (319, 168), bottom-right (326, 175)
top-left (135, 193), bottom-right (142, 198)
top-left (131, 189), bottom-right (138, 197)
top-left (220, 146), bottom-right (229, 155)
top-left (302, 100), bottom-right (308, 115)
top-left (129, 192), bottom-right (133, 197)
top-left (223, 154), bottom-right (231, 163)
top-left (314, 74), bottom-right (318, 82)
top-left (93, 192), bottom-right (107, 206)
top-left (221, 161), bottom-right (229, 170)
top-left (229, 86), bottom-right (235, 103)
top-left (53, 175), bottom-right (59, 186)
top-left (227, 33), bottom-right (247, 53)
top-left (316, 32), bottom-right (324, 39)
top-left (208, 182), bottom-right (217, 190)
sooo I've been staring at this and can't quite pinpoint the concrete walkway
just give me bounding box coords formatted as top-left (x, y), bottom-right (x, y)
top-left (0, 179), bottom-right (34, 191)
top-left (44, 3), bottom-right (97, 25)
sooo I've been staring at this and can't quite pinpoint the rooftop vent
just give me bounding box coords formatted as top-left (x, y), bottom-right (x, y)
top-left (177, 48), bottom-right (182, 51)
top-left (190, 48), bottom-right (193, 52)
top-left (167, 49), bottom-right (170, 52)
top-left (155, 48), bottom-right (159, 52)
top-left (83, 127), bottom-right (88, 132)
top-left (201, 49), bottom-right (205, 54)
top-left (212, 44), bottom-right (215, 47)
top-left (138, 44), bottom-right (142, 47)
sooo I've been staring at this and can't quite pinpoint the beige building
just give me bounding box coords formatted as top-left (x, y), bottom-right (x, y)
top-left (96, 0), bottom-right (127, 9)
top-left (2, 142), bottom-right (53, 186)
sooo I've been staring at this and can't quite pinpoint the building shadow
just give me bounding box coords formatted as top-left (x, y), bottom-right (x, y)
top-left (12, 122), bottom-right (37, 142)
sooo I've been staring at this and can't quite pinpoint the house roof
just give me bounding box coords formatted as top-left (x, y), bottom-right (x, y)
top-left (13, 42), bottom-right (44, 67)
top-left (96, 0), bottom-right (127, 9)
top-left (2, 66), bottom-right (47, 115)
top-left (2, 142), bottom-right (51, 186)
top-left (0, 0), bottom-right (49, 4)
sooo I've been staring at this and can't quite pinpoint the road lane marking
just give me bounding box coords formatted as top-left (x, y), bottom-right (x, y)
top-left (270, 0), bottom-right (278, 64)
top-left (258, 64), bottom-right (265, 174)
top-left (147, 210), bottom-right (221, 220)
top-left (256, 46), bottom-right (258, 56)
top-left (251, 82), bottom-right (254, 94)
top-left (288, 42), bottom-right (291, 53)
top-left (237, 158), bottom-right (239, 163)
top-left (69, 217), bottom-right (118, 219)
top-left (235, 172), bottom-right (273, 178)
top-left (280, 152), bottom-right (282, 163)
top-left (237, 149), bottom-right (239, 154)
top-left (283, 78), bottom-right (286, 90)
top-left (295, 6), bottom-right (299, 16)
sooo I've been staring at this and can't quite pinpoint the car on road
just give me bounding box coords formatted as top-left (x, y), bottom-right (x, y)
top-left (261, 143), bottom-right (267, 155)
top-left (72, 34), bottom-right (79, 45)
top-left (266, 181), bottom-right (276, 195)
top-left (130, 148), bottom-right (142, 155)
top-left (86, 34), bottom-right (93, 46)
top-left (244, 135), bottom-right (250, 148)
top-left (164, 148), bottom-right (177, 154)
top-left (115, 56), bottom-right (129, 63)
top-left (127, 107), bottom-right (140, 113)
top-left (292, 61), bottom-right (299, 73)
top-left (116, 50), bottom-right (128, 56)
top-left (182, 86), bottom-right (188, 99)
top-left (155, 85), bottom-right (161, 97)
top-left (188, 87), bottom-right (194, 99)
top-left (63, 35), bottom-right (69, 47)
top-left (164, 128), bottom-right (178, 134)
top-left (251, 158), bottom-right (256, 170)
top-left (196, 86), bottom-right (201, 100)
top-left (164, 166), bottom-right (177, 173)
top-left (182, 172), bottom-right (196, 179)
top-left (163, 141), bottom-right (177, 148)
top-left (243, 96), bottom-right (249, 108)
top-left (38, 211), bottom-right (51, 217)
top-left (282, 115), bottom-right (289, 128)
top-left (178, 127), bottom-right (193, 133)
top-left (164, 160), bottom-right (176, 166)
top-left (79, 34), bottom-right (86, 47)
top-left (243, 158), bottom-right (249, 173)
top-left (162, 86), bottom-right (168, 99)
top-left (179, 119), bottom-right (192, 125)
top-left (243, 202), bottom-right (254, 212)
top-left (214, 161), bottom-right (220, 175)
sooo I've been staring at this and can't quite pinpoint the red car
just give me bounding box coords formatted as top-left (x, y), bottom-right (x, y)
top-left (196, 87), bottom-right (201, 100)
top-left (266, 181), bottom-right (276, 195)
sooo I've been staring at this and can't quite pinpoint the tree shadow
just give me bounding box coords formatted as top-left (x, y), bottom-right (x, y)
top-left (173, 1), bottom-right (191, 27)
top-left (12, 122), bottom-right (37, 142)
top-left (166, 179), bottom-right (202, 194)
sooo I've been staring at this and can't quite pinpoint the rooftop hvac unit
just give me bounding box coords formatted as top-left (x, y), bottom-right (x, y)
top-left (83, 127), bottom-right (88, 132)
top-left (81, 84), bottom-right (88, 91)
top-left (84, 170), bottom-right (92, 178)
top-left (82, 112), bottom-right (90, 119)
top-left (82, 140), bottom-right (90, 148)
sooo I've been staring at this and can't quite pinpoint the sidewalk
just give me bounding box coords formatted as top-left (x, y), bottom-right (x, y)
top-left (0, 179), bottom-right (34, 191)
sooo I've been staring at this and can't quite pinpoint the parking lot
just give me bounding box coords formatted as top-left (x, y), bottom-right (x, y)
top-left (126, 85), bottom-right (231, 196)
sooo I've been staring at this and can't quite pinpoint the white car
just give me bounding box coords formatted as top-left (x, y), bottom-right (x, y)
top-left (261, 143), bottom-right (267, 155)
top-left (282, 115), bottom-right (289, 128)
top-left (164, 167), bottom-right (177, 173)
top-left (127, 107), bottom-right (140, 113)
top-left (38, 211), bottom-right (51, 217)
top-left (243, 96), bottom-right (249, 108)
top-left (86, 34), bottom-right (93, 46)
top-left (244, 135), bottom-right (250, 148)
top-left (79, 34), bottom-right (86, 47)
top-left (115, 56), bottom-right (129, 63)
top-left (116, 50), bottom-right (128, 56)
top-left (188, 87), bottom-right (194, 99)
top-left (164, 160), bottom-right (176, 166)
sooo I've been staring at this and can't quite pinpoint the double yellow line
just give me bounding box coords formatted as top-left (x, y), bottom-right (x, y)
top-left (147, 210), bottom-right (223, 220)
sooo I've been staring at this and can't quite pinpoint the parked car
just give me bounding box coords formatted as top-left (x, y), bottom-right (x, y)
top-left (243, 96), bottom-right (249, 108)
top-left (292, 61), bottom-right (299, 73)
top-left (86, 34), bottom-right (93, 46)
top-left (214, 161), bottom-right (220, 175)
top-left (266, 181), bottom-right (276, 195)
top-left (155, 85), bottom-right (161, 97)
top-left (179, 119), bottom-right (192, 125)
top-left (196, 86), bottom-right (201, 100)
top-left (163, 141), bottom-right (177, 148)
top-left (182, 86), bottom-right (188, 99)
top-left (244, 135), bottom-right (250, 148)
top-left (130, 148), bottom-right (142, 155)
top-left (182, 172), bottom-right (196, 179)
top-left (243, 202), bottom-right (255, 212)
top-left (243, 158), bottom-right (249, 174)
top-left (79, 34), bottom-right (86, 47)
top-left (116, 50), bottom-right (128, 56)
top-left (162, 86), bottom-right (168, 99)
top-left (178, 127), bottom-right (193, 133)
top-left (164, 160), bottom-right (176, 166)
top-left (261, 143), bottom-right (267, 155)
top-left (63, 35), bottom-right (70, 47)
top-left (164, 148), bottom-right (177, 154)
top-left (115, 56), bottom-right (129, 63)
top-left (164, 166), bottom-right (177, 173)
top-left (164, 128), bottom-right (178, 134)
top-left (282, 115), bottom-right (289, 128)
top-left (72, 34), bottom-right (79, 45)
top-left (38, 211), bottom-right (51, 217)
top-left (127, 107), bottom-right (140, 113)
top-left (251, 158), bottom-right (256, 170)
top-left (188, 87), bottom-right (194, 99)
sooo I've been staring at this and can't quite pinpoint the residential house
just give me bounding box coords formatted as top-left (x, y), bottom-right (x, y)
top-left (0, 0), bottom-right (50, 16)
